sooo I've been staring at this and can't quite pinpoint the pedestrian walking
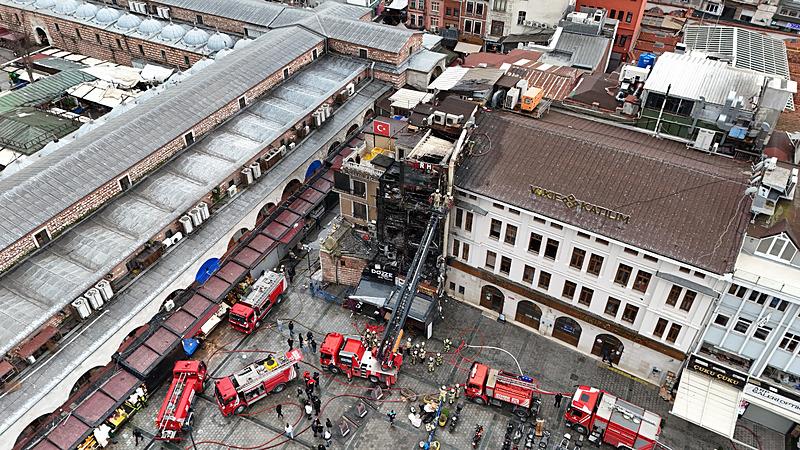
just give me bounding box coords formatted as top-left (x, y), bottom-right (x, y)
top-left (133, 429), bottom-right (143, 446)
top-left (387, 409), bottom-right (396, 426)
top-left (276, 404), bottom-right (283, 418)
top-left (326, 418), bottom-right (333, 430)
top-left (312, 396), bottom-right (321, 415)
top-left (277, 319), bottom-right (284, 333)
top-left (305, 402), bottom-right (314, 420)
top-left (287, 338), bottom-right (294, 349)
top-left (307, 331), bottom-right (313, 341)
top-left (313, 371), bottom-right (321, 389)
top-left (297, 387), bottom-right (305, 399)
top-left (288, 320), bottom-right (295, 336)
top-left (554, 392), bottom-right (563, 408)
top-left (313, 418), bottom-right (322, 437)
top-left (318, 445), bottom-right (326, 450)
top-left (310, 338), bottom-right (317, 353)
top-left (299, 334), bottom-right (305, 350)
top-left (323, 428), bottom-right (332, 447)
top-left (285, 423), bottom-right (294, 439)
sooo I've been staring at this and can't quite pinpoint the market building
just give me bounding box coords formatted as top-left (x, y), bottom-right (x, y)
top-left (446, 110), bottom-right (751, 382)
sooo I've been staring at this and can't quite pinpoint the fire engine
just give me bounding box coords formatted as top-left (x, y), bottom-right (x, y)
top-left (465, 361), bottom-right (541, 418)
top-left (155, 360), bottom-right (207, 441)
top-left (214, 349), bottom-right (303, 416)
top-left (228, 270), bottom-right (286, 333)
top-left (319, 332), bottom-right (403, 387)
top-left (564, 386), bottom-right (662, 449)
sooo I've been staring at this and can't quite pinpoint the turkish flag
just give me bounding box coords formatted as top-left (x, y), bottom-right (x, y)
top-left (373, 120), bottom-right (391, 137)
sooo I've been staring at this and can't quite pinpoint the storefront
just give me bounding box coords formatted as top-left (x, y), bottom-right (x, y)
top-left (740, 379), bottom-right (800, 434)
top-left (672, 354), bottom-right (748, 438)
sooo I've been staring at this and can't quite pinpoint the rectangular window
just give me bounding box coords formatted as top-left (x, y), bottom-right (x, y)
top-left (653, 318), bottom-right (668, 338)
top-left (577, 232), bottom-right (590, 239)
top-left (680, 266), bottom-right (691, 274)
top-left (476, 2), bottom-right (484, 14)
top-left (538, 271), bottom-right (551, 290)
top-left (352, 180), bottom-right (367, 198)
top-left (714, 314), bottom-right (730, 327)
top-left (595, 237), bottom-right (609, 245)
top-left (499, 256), bottom-right (511, 275)
top-left (569, 248), bottom-right (585, 269)
top-left (138, 44), bottom-right (144, 54)
top-left (749, 291), bottom-right (768, 305)
top-left (118, 175), bottom-right (132, 192)
top-left (313, 49), bottom-right (318, 59)
top-left (466, 1), bottom-right (473, 13)
top-left (458, 285), bottom-right (465, 294)
top-left (184, 55), bottom-right (191, 67)
top-left (624, 248), bottom-right (639, 256)
top-left (643, 254), bottom-right (658, 263)
top-left (733, 317), bottom-right (752, 334)
top-left (605, 297), bottom-right (621, 317)
top-left (485, 250), bottom-right (496, 270)
top-left (544, 238), bottom-right (559, 259)
top-left (461, 242), bottom-right (470, 261)
top-left (455, 208), bottom-right (463, 228)
top-left (474, 21), bottom-right (482, 34)
top-left (680, 291), bottom-right (697, 312)
top-left (533, 216), bottom-right (546, 224)
top-left (550, 223), bottom-right (563, 230)
top-left (587, 254), bottom-right (604, 276)
top-left (161, 49), bottom-right (167, 60)
top-left (283, 68), bottom-right (290, 79)
top-left (522, 265), bottom-right (535, 284)
top-left (452, 238), bottom-right (460, 257)
top-left (504, 224), bottom-right (517, 246)
top-left (431, 2), bottom-right (439, 12)
top-left (614, 264), bottom-right (633, 286)
top-left (489, 218), bottom-right (502, 239)
top-left (622, 304), bottom-right (639, 323)
top-left (449, 281), bottom-right (456, 291)
top-left (238, 97), bottom-right (246, 109)
top-left (754, 326), bottom-right (772, 341)
top-left (54, 23), bottom-right (59, 32)
top-left (464, 211), bottom-right (473, 232)
top-left (780, 332), bottom-right (800, 352)
top-left (617, 10), bottom-right (624, 20)
top-left (116, 38), bottom-right (122, 49)
top-left (578, 287), bottom-right (593, 306)
top-left (184, 131), bottom-right (195, 146)
top-left (666, 286), bottom-right (682, 306)
top-left (528, 232), bottom-right (542, 253)
top-left (508, 208), bottom-right (520, 215)
top-left (95, 33), bottom-right (101, 44)
top-left (359, 48), bottom-right (368, 58)
top-left (632, 271), bottom-right (652, 293)
top-left (517, 11), bottom-right (526, 25)
top-left (33, 228), bottom-right (51, 248)
top-left (666, 324), bottom-right (682, 343)
top-left (626, 11), bottom-right (633, 23)
top-left (196, 14), bottom-right (204, 24)
top-left (353, 202), bottom-right (367, 220)
top-left (693, 272), bottom-right (706, 279)
top-left (562, 281), bottom-right (577, 299)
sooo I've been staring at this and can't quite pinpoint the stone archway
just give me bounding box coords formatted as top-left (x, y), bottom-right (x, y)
top-left (480, 285), bottom-right (504, 314)
top-left (35, 27), bottom-right (49, 46)
top-left (281, 179), bottom-right (302, 201)
top-left (328, 141), bottom-right (341, 155)
top-left (591, 333), bottom-right (624, 365)
top-left (346, 123), bottom-right (360, 137)
top-left (256, 202), bottom-right (277, 224)
top-left (227, 227), bottom-right (250, 250)
top-left (363, 108), bottom-right (375, 123)
top-left (515, 300), bottom-right (541, 331)
top-left (553, 316), bottom-right (582, 347)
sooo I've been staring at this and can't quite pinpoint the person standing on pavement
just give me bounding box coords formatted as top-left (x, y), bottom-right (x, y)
top-left (276, 404), bottom-right (283, 419)
top-left (133, 429), bottom-right (143, 446)
top-left (305, 401), bottom-right (314, 420)
top-left (306, 331), bottom-right (313, 342)
top-left (310, 338), bottom-right (317, 353)
top-left (285, 423), bottom-right (294, 439)
top-left (313, 371), bottom-right (321, 390)
top-left (312, 395), bottom-right (321, 415)
top-left (326, 417), bottom-right (333, 430)
top-left (554, 392), bottom-right (563, 408)
top-left (287, 338), bottom-right (294, 350)
top-left (299, 334), bottom-right (305, 351)
top-left (288, 320), bottom-right (295, 337)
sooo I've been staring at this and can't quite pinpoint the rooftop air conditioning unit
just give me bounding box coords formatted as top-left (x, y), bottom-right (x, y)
top-left (156, 6), bottom-right (170, 19)
top-left (340, 89), bottom-right (348, 98)
top-left (346, 83), bottom-right (355, 96)
top-left (197, 202), bottom-right (210, 220)
top-left (171, 232), bottom-right (183, 245)
top-left (433, 111), bottom-right (446, 125)
top-left (86, 288), bottom-right (104, 310)
top-left (227, 185), bottom-right (238, 197)
top-left (163, 237), bottom-right (173, 248)
top-left (322, 102), bottom-right (331, 118)
top-left (189, 207), bottom-right (203, 226)
top-left (72, 297), bottom-right (92, 320)
top-left (289, 142), bottom-right (296, 150)
top-left (95, 280), bottom-right (114, 300)
top-left (250, 162), bottom-right (262, 179)
top-left (279, 145), bottom-right (287, 155)
top-left (129, 1), bottom-right (146, 13)
top-left (180, 215), bottom-right (194, 234)
top-left (241, 167), bottom-right (254, 185)
top-left (314, 110), bottom-right (324, 127)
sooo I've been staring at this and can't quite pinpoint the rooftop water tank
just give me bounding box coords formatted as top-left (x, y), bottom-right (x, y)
top-left (182, 27), bottom-right (209, 47)
top-left (94, 6), bottom-right (120, 25)
top-left (138, 17), bottom-right (163, 36)
top-left (74, 2), bottom-right (97, 19)
top-left (637, 53), bottom-right (656, 69)
top-left (206, 32), bottom-right (233, 52)
top-left (160, 22), bottom-right (186, 41)
top-left (53, 0), bottom-right (78, 14)
top-left (115, 13), bottom-right (141, 30)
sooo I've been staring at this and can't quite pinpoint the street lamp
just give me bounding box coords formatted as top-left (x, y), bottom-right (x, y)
top-left (302, 243), bottom-right (312, 274)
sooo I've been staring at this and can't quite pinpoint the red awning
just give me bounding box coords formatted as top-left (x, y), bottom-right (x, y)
top-left (197, 276), bottom-right (230, 300)
top-left (289, 197), bottom-right (314, 215)
top-left (280, 219), bottom-right (305, 244)
top-left (248, 234), bottom-right (276, 253)
top-left (276, 210), bottom-right (301, 227)
top-left (18, 326), bottom-right (59, 359)
top-left (0, 360), bottom-right (15, 378)
top-left (234, 246), bottom-right (261, 268)
top-left (265, 221), bottom-right (289, 240)
top-left (216, 261), bottom-right (246, 283)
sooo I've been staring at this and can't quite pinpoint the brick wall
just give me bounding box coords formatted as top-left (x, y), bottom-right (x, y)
top-left (320, 251), bottom-right (367, 286)
top-left (148, 1), bottom-right (249, 36)
top-left (374, 68), bottom-right (406, 87)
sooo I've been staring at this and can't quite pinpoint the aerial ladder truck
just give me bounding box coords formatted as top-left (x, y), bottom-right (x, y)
top-left (154, 360), bottom-right (207, 441)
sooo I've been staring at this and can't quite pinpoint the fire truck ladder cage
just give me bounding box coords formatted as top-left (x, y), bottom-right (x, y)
top-left (159, 371), bottom-right (189, 436)
top-left (378, 210), bottom-right (443, 367)
top-left (494, 372), bottom-right (537, 390)
top-left (236, 354), bottom-right (297, 392)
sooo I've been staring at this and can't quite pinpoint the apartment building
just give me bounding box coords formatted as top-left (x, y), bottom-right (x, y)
top-left (446, 111), bottom-right (750, 381)
top-left (483, 0), bottom-right (569, 45)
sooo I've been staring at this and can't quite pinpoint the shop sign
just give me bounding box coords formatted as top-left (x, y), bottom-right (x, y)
top-left (744, 380), bottom-right (800, 416)
top-left (529, 185), bottom-right (631, 224)
top-left (687, 355), bottom-right (747, 390)
top-left (365, 264), bottom-right (396, 282)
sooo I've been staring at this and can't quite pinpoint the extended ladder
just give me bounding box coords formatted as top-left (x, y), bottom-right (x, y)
top-left (495, 372), bottom-right (537, 390)
top-left (237, 353), bottom-right (299, 392)
top-left (159, 371), bottom-right (188, 437)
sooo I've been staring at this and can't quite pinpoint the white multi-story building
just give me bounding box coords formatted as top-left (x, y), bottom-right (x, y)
top-left (672, 159), bottom-right (800, 440)
top-left (445, 110), bottom-right (750, 382)
top-left (484, 0), bottom-right (570, 43)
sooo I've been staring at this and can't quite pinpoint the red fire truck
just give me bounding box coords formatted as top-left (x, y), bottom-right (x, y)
top-left (155, 360), bottom-right (207, 441)
top-left (228, 270), bottom-right (286, 333)
top-left (320, 332), bottom-right (403, 387)
top-left (564, 386), bottom-right (662, 449)
top-left (214, 349), bottom-right (303, 416)
top-left (465, 361), bottom-right (541, 418)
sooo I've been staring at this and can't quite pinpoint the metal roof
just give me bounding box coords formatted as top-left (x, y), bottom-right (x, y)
top-left (683, 25), bottom-right (790, 78)
top-left (541, 31), bottom-right (610, 71)
top-left (0, 108), bottom-right (80, 155)
top-left (155, 0), bottom-right (287, 28)
top-left (456, 111), bottom-right (751, 274)
top-left (0, 55), bottom-right (366, 359)
top-left (643, 51), bottom-right (765, 106)
top-left (407, 49), bottom-right (445, 72)
top-left (297, 15), bottom-right (416, 53)
top-left (0, 26), bottom-right (323, 250)
top-left (0, 80), bottom-right (389, 438)
top-left (0, 70), bottom-right (96, 113)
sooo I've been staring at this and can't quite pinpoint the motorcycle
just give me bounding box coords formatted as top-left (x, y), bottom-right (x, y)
top-left (472, 425), bottom-right (484, 448)
top-left (524, 426), bottom-right (535, 449)
top-left (537, 430), bottom-right (550, 449)
top-left (513, 421), bottom-right (524, 443)
top-left (449, 404), bottom-right (462, 433)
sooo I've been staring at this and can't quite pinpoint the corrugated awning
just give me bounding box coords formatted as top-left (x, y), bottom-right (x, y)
top-left (280, 219), bottom-right (305, 244)
top-left (454, 42), bottom-right (482, 54)
top-left (17, 326), bottom-right (58, 359)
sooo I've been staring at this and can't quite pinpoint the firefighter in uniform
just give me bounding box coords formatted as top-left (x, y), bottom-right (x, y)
top-left (443, 338), bottom-right (452, 353)
top-left (427, 357), bottom-right (435, 372)
top-left (454, 383), bottom-right (461, 399)
top-left (439, 386), bottom-right (448, 403)
top-left (448, 386), bottom-right (456, 404)
top-left (435, 353), bottom-right (443, 366)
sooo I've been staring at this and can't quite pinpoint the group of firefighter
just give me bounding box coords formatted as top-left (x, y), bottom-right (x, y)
top-left (402, 336), bottom-right (455, 373)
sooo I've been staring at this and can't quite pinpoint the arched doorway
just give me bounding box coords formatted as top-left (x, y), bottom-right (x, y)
top-left (363, 109), bottom-right (375, 123)
top-left (305, 160), bottom-right (322, 180)
top-left (553, 317), bottom-right (582, 347)
top-left (515, 300), bottom-right (541, 331)
top-left (328, 141), bottom-right (341, 155)
top-left (281, 179), bottom-right (302, 201)
top-left (256, 202), bottom-right (276, 224)
top-left (346, 123), bottom-right (359, 137)
top-left (591, 334), bottom-right (624, 365)
top-left (480, 285), bottom-right (504, 314)
top-left (227, 228), bottom-right (250, 250)
top-left (35, 27), bottom-right (49, 45)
